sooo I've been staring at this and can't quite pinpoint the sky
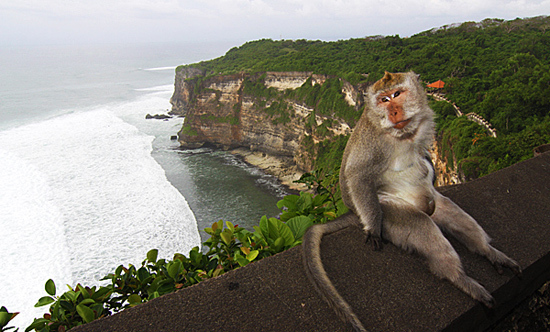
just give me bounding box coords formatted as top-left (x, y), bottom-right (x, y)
top-left (1, 0), bottom-right (549, 47)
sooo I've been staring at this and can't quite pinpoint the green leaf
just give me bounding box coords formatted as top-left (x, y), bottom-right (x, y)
top-left (76, 304), bottom-right (95, 323)
top-left (90, 303), bottom-right (105, 317)
top-left (59, 300), bottom-right (74, 312)
top-left (273, 237), bottom-right (285, 251)
top-left (246, 250), bottom-right (259, 261)
top-left (24, 318), bottom-right (49, 332)
top-left (220, 229), bottom-right (233, 246)
top-left (78, 284), bottom-right (91, 299)
top-left (297, 192), bottom-right (314, 211)
top-left (212, 266), bottom-right (224, 277)
top-left (286, 216), bottom-right (314, 240)
top-left (79, 298), bottom-right (96, 306)
top-left (226, 221), bottom-right (235, 232)
top-left (276, 194), bottom-right (299, 210)
top-left (167, 260), bottom-right (183, 279)
top-left (115, 265), bottom-right (124, 277)
top-left (148, 291), bottom-right (160, 300)
top-left (50, 301), bottom-right (60, 321)
top-left (313, 193), bottom-right (329, 207)
top-left (190, 248), bottom-right (203, 267)
top-left (0, 311), bottom-right (17, 327)
top-left (128, 294), bottom-right (142, 306)
top-left (324, 211), bottom-right (337, 219)
top-left (279, 211), bottom-right (297, 222)
top-left (93, 286), bottom-right (112, 301)
top-left (267, 218), bottom-right (294, 246)
top-left (45, 279), bottom-right (56, 296)
top-left (137, 267), bottom-right (150, 282)
top-left (234, 254), bottom-right (249, 267)
top-left (147, 249), bottom-right (158, 263)
top-left (259, 216), bottom-right (269, 238)
top-left (34, 296), bottom-right (55, 307)
top-left (173, 252), bottom-right (187, 262)
top-left (63, 290), bottom-right (78, 303)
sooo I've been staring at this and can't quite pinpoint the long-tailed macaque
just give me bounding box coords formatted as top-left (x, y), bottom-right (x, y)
top-left (302, 71), bottom-right (521, 332)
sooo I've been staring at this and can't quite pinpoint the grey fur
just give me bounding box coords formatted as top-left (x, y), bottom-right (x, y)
top-left (302, 72), bottom-right (521, 332)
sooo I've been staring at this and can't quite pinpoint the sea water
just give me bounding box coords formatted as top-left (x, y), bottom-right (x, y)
top-left (0, 43), bottom-right (286, 329)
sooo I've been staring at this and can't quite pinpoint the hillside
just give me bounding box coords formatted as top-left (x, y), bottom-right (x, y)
top-left (173, 16), bottom-right (550, 182)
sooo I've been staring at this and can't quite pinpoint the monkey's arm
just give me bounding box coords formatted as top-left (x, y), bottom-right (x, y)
top-left (302, 213), bottom-right (367, 332)
top-left (341, 168), bottom-right (384, 249)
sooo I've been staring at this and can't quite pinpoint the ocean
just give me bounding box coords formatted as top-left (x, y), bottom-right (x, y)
top-left (0, 42), bottom-right (286, 329)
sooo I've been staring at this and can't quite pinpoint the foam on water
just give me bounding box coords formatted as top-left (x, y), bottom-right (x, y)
top-left (143, 66), bottom-right (178, 71)
top-left (0, 105), bottom-right (200, 328)
top-left (0, 149), bottom-right (72, 327)
top-left (134, 84), bottom-right (175, 92)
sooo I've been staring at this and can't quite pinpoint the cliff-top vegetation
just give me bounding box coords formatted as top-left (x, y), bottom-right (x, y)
top-left (179, 16), bottom-right (550, 180)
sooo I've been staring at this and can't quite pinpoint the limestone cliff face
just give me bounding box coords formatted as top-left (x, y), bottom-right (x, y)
top-left (431, 143), bottom-right (462, 186)
top-left (171, 70), bottom-right (361, 173)
top-left (169, 67), bottom-right (206, 116)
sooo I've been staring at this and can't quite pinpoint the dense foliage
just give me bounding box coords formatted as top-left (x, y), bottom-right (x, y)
top-left (180, 16), bottom-right (550, 179)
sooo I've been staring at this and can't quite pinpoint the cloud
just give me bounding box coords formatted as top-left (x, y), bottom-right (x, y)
top-left (0, 0), bottom-right (549, 45)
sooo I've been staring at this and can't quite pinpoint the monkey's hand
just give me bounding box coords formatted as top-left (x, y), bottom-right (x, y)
top-left (360, 210), bottom-right (384, 251)
top-left (366, 231), bottom-right (384, 251)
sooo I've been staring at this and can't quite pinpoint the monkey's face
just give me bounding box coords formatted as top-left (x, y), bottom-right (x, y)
top-left (377, 88), bottom-right (410, 130)
top-left (368, 72), bottom-right (431, 139)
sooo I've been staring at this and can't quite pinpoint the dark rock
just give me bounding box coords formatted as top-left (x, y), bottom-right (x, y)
top-left (145, 113), bottom-right (172, 120)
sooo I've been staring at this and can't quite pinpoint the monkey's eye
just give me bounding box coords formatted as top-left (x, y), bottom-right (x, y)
top-left (392, 91), bottom-right (401, 98)
top-left (381, 96), bottom-right (391, 102)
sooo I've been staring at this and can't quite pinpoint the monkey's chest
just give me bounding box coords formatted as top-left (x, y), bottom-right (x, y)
top-left (379, 156), bottom-right (435, 215)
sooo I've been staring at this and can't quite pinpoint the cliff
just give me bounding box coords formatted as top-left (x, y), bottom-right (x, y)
top-left (170, 70), bottom-right (362, 186)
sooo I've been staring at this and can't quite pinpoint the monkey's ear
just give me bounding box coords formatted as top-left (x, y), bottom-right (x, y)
top-left (380, 71), bottom-right (394, 85)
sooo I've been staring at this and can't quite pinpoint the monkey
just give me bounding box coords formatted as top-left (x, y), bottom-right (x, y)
top-left (302, 71), bottom-right (521, 332)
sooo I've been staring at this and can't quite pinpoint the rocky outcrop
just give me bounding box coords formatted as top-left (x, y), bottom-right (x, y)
top-left (169, 67), bottom-right (206, 116)
top-left (145, 113), bottom-right (172, 120)
top-left (171, 70), bottom-right (362, 177)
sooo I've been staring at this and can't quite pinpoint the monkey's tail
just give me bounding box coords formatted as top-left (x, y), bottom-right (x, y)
top-left (302, 212), bottom-right (368, 332)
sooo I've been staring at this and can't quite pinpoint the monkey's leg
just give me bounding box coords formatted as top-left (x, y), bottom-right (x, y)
top-left (431, 193), bottom-right (521, 275)
top-left (381, 202), bottom-right (495, 307)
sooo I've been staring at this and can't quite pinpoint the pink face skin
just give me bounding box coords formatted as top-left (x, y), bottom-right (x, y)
top-left (377, 89), bottom-right (411, 129)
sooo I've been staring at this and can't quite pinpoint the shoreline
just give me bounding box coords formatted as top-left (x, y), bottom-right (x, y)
top-left (229, 148), bottom-right (306, 193)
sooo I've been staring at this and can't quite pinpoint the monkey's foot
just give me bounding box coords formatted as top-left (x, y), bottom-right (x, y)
top-left (493, 259), bottom-right (522, 277)
top-left (488, 249), bottom-right (522, 277)
top-left (454, 275), bottom-right (495, 308)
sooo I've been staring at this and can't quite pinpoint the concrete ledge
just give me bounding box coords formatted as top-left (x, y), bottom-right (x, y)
top-left (72, 153), bottom-right (550, 331)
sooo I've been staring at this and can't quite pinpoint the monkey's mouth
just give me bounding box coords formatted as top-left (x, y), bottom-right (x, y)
top-left (393, 119), bottom-right (411, 130)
